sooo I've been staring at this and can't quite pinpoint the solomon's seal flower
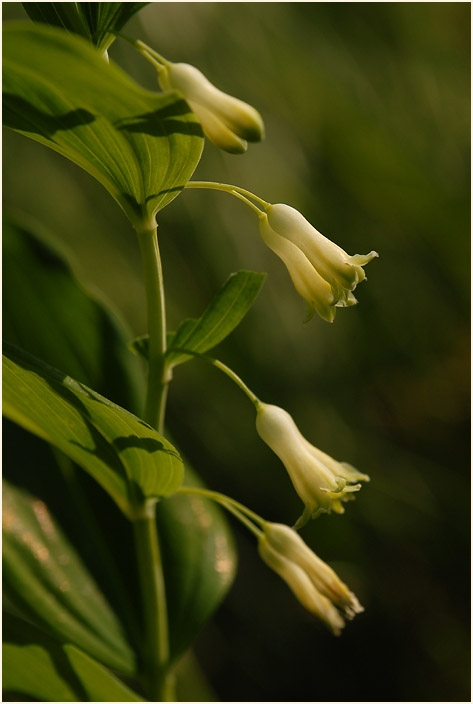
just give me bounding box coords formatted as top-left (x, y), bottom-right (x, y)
top-left (258, 203), bottom-right (378, 322)
top-left (258, 522), bottom-right (363, 635)
top-left (255, 403), bottom-right (369, 528)
top-left (157, 61), bottom-right (265, 154)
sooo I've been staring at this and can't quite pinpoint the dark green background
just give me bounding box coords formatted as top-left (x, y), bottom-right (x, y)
top-left (3, 3), bottom-right (470, 701)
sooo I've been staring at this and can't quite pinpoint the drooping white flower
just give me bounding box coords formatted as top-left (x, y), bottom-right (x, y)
top-left (258, 522), bottom-right (363, 635)
top-left (258, 203), bottom-right (377, 321)
top-left (255, 403), bottom-right (369, 528)
top-left (157, 61), bottom-right (264, 153)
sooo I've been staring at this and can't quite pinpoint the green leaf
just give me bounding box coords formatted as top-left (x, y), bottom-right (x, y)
top-left (3, 215), bottom-right (144, 414)
top-left (22, 2), bottom-right (91, 40)
top-left (3, 614), bottom-right (79, 702)
top-left (130, 271), bottom-right (266, 367)
top-left (23, 3), bottom-right (149, 52)
top-left (3, 481), bottom-right (135, 674)
top-left (64, 645), bottom-right (144, 701)
top-left (3, 22), bottom-right (203, 228)
top-left (78, 3), bottom-right (149, 51)
top-left (3, 216), bottom-right (237, 674)
top-left (3, 342), bottom-right (184, 516)
top-left (3, 215), bottom-right (237, 670)
top-left (168, 270), bottom-right (265, 366)
top-left (158, 463), bottom-right (237, 662)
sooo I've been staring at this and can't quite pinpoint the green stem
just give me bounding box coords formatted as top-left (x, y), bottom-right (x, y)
top-left (184, 180), bottom-right (269, 214)
top-left (135, 224), bottom-right (173, 700)
top-left (210, 358), bottom-right (261, 408)
top-left (133, 506), bottom-right (175, 701)
top-left (136, 225), bottom-right (169, 433)
top-left (177, 486), bottom-right (264, 537)
top-left (166, 349), bottom-right (261, 409)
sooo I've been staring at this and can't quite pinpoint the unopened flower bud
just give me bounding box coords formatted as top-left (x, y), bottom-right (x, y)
top-left (157, 62), bottom-right (264, 154)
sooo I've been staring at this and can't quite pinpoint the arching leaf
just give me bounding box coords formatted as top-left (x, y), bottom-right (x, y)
top-left (3, 342), bottom-right (184, 516)
top-left (131, 270), bottom-right (266, 368)
top-left (3, 23), bottom-right (203, 228)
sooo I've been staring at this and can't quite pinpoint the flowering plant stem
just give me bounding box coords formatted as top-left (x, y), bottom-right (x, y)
top-left (135, 224), bottom-right (174, 701)
top-left (137, 225), bottom-right (168, 433)
top-left (184, 180), bottom-right (268, 214)
top-left (177, 486), bottom-right (264, 537)
top-left (210, 359), bottom-right (260, 408)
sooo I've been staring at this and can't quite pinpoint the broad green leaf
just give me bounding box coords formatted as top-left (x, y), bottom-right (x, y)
top-left (3, 23), bottom-right (203, 228)
top-left (3, 481), bottom-right (135, 674)
top-left (64, 645), bottom-right (144, 701)
top-left (3, 342), bottom-right (184, 516)
top-left (3, 418), bottom-right (142, 659)
top-left (3, 614), bottom-right (79, 702)
top-left (23, 2), bottom-right (148, 52)
top-left (3, 215), bottom-right (144, 414)
top-left (3, 216), bottom-right (236, 673)
top-left (130, 271), bottom-right (266, 367)
top-left (158, 463), bottom-right (237, 662)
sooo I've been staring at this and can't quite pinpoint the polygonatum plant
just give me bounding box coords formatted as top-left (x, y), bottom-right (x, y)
top-left (3, 4), bottom-right (377, 701)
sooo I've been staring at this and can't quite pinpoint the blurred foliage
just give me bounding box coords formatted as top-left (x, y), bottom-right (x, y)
top-left (3, 2), bottom-right (470, 702)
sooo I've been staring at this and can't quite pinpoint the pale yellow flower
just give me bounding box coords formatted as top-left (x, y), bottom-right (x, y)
top-left (256, 403), bottom-right (369, 528)
top-left (259, 203), bottom-right (377, 321)
top-left (158, 62), bottom-right (264, 153)
top-left (258, 522), bottom-right (363, 635)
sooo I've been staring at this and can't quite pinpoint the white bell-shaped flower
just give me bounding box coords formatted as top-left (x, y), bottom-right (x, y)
top-left (258, 522), bottom-right (363, 635)
top-left (259, 204), bottom-right (377, 321)
top-left (255, 403), bottom-right (369, 528)
top-left (158, 62), bottom-right (264, 154)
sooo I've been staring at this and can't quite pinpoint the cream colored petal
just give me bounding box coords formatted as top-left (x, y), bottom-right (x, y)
top-left (159, 62), bottom-right (264, 143)
top-left (189, 101), bottom-right (248, 153)
top-left (259, 216), bottom-right (335, 322)
top-left (262, 524), bottom-right (363, 620)
top-left (258, 539), bottom-right (345, 635)
top-left (265, 204), bottom-right (376, 296)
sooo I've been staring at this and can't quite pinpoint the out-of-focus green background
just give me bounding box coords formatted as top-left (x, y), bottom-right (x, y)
top-left (3, 2), bottom-right (470, 701)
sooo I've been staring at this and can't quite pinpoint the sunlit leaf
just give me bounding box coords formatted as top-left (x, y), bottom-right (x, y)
top-left (130, 271), bottom-right (266, 367)
top-left (64, 645), bottom-right (144, 701)
top-left (3, 218), bottom-right (237, 677)
top-left (23, 2), bottom-right (148, 52)
top-left (3, 614), bottom-right (79, 702)
top-left (3, 342), bottom-right (184, 516)
top-left (3, 481), bottom-right (135, 674)
top-left (3, 23), bottom-right (203, 228)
